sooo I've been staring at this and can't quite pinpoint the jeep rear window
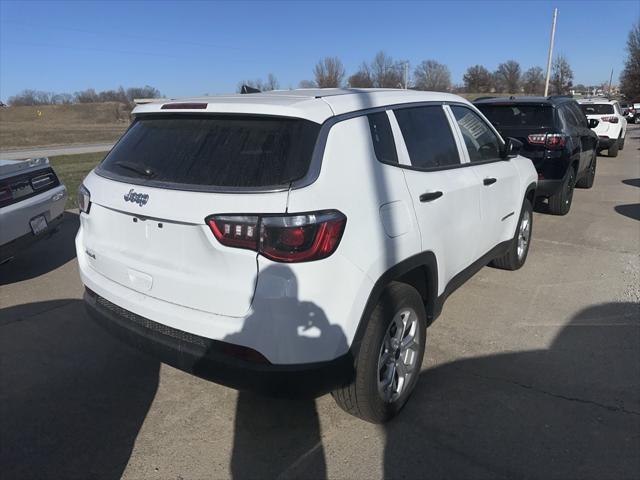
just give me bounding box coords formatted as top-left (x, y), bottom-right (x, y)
top-left (579, 104), bottom-right (614, 115)
top-left (476, 105), bottom-right (554, 128)
top-left (97, 115), bottom-right (320, 189)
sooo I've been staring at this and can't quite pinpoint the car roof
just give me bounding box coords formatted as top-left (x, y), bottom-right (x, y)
top-left (473, 95), bottom-right (574, 106)
top-left (132, 88), bottom-right (472, 124)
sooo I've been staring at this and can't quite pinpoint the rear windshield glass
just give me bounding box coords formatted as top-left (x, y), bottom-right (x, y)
top-left (579, 104), bottom-right (614, 115)
top-left (476, 105), bottom-right (554, 128)
top-left (97, 115), bottom-right (320, 188)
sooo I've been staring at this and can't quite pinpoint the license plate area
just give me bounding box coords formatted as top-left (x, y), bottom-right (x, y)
top-left (30, 215), bottom-right (48, 235)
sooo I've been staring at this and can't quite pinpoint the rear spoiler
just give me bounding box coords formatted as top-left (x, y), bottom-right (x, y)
top-left (0, 157), bottom-right (50, 178)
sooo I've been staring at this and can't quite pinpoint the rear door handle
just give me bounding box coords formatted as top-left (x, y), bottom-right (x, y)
top-left (483, 177), bottom-right (497, 186)
top-left (419, 191), bottom-right (443, 202)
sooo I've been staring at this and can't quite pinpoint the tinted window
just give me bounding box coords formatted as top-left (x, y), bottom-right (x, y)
top-left (568, 103), bottom-right (588, 127)
top-left (98, 115), bottom-right (320, 188)
top-left (451, 106), bottom-right (501, 162)
top-left (580, 104), bottom-right (614, 115)
top-left (557, 106), bottom-right (573, 128)
top-left (477, 104), bottom-right (554, 128)
top-left (394, 106), bottom-right (460, 169)
top-left (368, 112), bottom-right (398, 164)
top-left (561, 105), bottom-right (581, 128)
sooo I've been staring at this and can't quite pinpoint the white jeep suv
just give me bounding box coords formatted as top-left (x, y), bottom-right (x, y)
top-left (76, 89), bottom-right (537, 422)
top-left (578, 98), bottom-right (627, 157)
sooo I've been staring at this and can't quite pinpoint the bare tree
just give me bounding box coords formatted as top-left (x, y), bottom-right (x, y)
top-left (51, 93), bottom-right (73, 104)
top-left (550, 55), bottom-right (574, 95)
top-left (494, 60), bottom-right (521, 93)
top-left (348, 63), bottom-right (374, 88)
top-left (8, 89), bottom-right (55, 106)
top-left (74, 88), bottom-right (99, 103)
top-left (413, 60), bottom-right (451, 92)
top-left (238, 74), bottom-right (279, 92)
top-left (522, 66), bottom-right (544, 95)
top-left (314, 57), bottom-right (345, 88)
top-left (265, 73), bottom-right (279, 91)
top-left (125, 86), bottom-right (161, 101)
top-left (370, 51), bottom-right (404, 88)
top-left (98, 87), bottom-right (128, 103)
top-left (8, 86), bottom-right (159, 106)
top-left (463, 65), bottom-right (493, 93)
top-left (298, 79), bottom-right (316, 88)
top-left (620, 23), bottom-right (640, 101)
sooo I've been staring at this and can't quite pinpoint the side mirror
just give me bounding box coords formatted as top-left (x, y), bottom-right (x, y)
top-left (502, 137), bottom-right (523, 159)
top-left (588, 118), bottom-right (599, 129)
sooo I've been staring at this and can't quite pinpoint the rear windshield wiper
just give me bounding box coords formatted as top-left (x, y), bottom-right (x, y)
top-left (115, 161), bottom-right (155, 177)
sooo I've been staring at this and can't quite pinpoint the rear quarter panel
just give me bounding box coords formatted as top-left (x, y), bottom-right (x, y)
top-left (285, 116), bottom-right (421, 349)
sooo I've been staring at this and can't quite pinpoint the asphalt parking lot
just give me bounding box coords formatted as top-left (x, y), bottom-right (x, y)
top-left (1, 127), bottom-right (639, 480)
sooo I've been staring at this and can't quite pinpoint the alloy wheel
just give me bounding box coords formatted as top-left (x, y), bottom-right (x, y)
top-left (377, 308), bottom-right (420, 403)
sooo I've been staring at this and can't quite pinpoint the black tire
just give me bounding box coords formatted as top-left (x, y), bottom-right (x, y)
top-left (576, 154), bottom-right (596, 189)
top-left (548, 166), bottom-right (576, 215)
top-left (491, 198), bottom-right (533, 270)
top-left (608, 140), bottom-right (619, 158)
top-left (332, 282), bottom-right (426, 423)
top-left (619, 136), bottom-right (625, 151)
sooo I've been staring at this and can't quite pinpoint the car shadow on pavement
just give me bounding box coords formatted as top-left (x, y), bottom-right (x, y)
top-left (622, 178), bottom-right (640, 188)
top-left (0, 299), bottom-right (160, 480)
top-left (384, 302), bottom-right (640, 479)
top-left (0, 211), bottom-right (79, 286)
top-left (615, 204), bottom-right (640, 221)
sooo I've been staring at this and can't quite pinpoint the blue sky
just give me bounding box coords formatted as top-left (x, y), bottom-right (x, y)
top-left (0, 0), bottom-right (638, 100)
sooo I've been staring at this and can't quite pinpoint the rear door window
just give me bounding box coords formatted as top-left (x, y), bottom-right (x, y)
top-left (367, 112), bottom-right (398, 164)
top-left (451, 106), bottom-right (502, 163)
top-left (560, 105), bottom-right (581, 128)
top-left (568, 103), bottom-right (588, 127)
top-left (394, 106), bottom-right (460, 169)
top-left (98, 115), bottom-right (321, 189)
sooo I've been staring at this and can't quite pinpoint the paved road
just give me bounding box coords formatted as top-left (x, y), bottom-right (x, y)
top-left (1, 127), bottom-right (639, 479)
top-left (0, 142), bottom-right (114, 160)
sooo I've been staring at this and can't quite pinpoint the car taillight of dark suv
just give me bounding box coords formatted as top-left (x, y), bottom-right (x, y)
top-left (474, 96), bottom-right (599, 215)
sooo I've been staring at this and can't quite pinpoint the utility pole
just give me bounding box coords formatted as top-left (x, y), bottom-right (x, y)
top-left (404, 62), bottom-right (409, 90)
top-left (608, 68), bottom-right (614, 96)
top-left (544, 8), bottom-right (558, 97)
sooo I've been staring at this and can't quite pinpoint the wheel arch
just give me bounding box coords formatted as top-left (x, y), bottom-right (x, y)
top-left (351, 252), bottom-right (439, 354)
top-left (525, 181), bottom-right (536, 205)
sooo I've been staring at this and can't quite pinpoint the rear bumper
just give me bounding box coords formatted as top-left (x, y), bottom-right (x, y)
top-left (84, 288), bottom-right (354, 396)
top-left (0, 184), bottom-right (67, 245)
top-left (597, 136), bottom-right (616, 150)
top-left (0, 212), bottom-right (64, 262)
top-left (535, 179), bottom-right (563, 198)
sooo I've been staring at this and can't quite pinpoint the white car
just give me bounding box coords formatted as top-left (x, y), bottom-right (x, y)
top-left (578, 99), bottom-right (627, 157)
top-left (0, 157), bottom-right (67, 263)
top-left (76, 89), bottom-right (537, 422)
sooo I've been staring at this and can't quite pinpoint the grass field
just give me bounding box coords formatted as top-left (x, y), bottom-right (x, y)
top-left (0, 102), bottom-right (131, 150)
top-left (50, 152), bottom-right (105, 209)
